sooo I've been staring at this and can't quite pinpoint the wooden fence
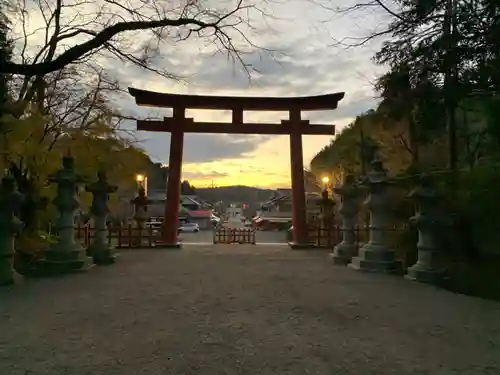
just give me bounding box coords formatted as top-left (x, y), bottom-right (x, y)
top-left (68, 220), bottom-right (409, 258)
top-left (75, 223), bottom-right (162, 249)
top-left (213, 227), bottom-right (257, 244)
top-left (304, 220), bottom-right (411, 264)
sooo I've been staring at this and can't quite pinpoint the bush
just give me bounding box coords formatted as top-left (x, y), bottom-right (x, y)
top-left (437, 165), bottom-right (500, 300)
top-left (453, 165), bottom-right (500, 257)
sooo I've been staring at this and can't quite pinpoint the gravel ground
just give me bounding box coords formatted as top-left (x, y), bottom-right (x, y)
top-left (1, 245), bottom-right (499, 375)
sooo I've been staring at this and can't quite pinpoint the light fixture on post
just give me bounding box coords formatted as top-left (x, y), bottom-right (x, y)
top-left (321, 176), bottom-right (330, 194)
top-left (135, 174), bottom-right (148, 194)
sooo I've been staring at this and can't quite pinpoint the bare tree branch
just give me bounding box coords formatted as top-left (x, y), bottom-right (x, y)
top-left (3, 0), bottom-right (260, 78)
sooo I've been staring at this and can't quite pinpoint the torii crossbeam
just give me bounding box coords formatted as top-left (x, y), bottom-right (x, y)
top-left (129, 87), bottom-right (345, 248)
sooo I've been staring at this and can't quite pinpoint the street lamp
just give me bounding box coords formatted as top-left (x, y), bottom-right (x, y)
top-left (135, 174), bottom-right (148, 194)
top-left (321, 176), bottom-right (330, 197)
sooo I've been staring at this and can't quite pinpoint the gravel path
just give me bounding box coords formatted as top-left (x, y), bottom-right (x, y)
top-left (1, 245), bottom-right (499, 375)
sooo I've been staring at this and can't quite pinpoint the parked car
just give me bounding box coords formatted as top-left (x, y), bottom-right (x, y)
top-left (178, 223), bottom-right (200, 233)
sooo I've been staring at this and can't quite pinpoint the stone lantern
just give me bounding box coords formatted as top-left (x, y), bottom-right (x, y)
top-left (406, 174), bottom-right (444, 284)
top-left (331, 174), bottom-right (360, 265)
top-left (0, 174), bottom-right (24, 285)
top-left (130, 186), bottom-right (152, 246)
top-left (85, 170), bottom-right (118, 264)
top-left (40, 154), bottom-right (90, 274)
top-left (349, 160), bottom-right (402, 273)
top-left (318, 189), bottom-right (335, 223)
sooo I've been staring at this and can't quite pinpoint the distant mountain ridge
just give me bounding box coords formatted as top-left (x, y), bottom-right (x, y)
top-left (195, 185), bottom-right (277, 204)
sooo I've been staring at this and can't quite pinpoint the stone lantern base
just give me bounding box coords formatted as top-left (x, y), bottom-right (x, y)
top-left (405, 264), bottom-right (443, 285)
top-left (288, 241), bottom-right (315, 250)
top-left (0, 236), bottom-right (16, 286)
top-left (39, 243), bottom-right (91, 275)
top-left (87, 244), bottom-right (116, 265)
top-left (330, 243), bottom-right (358, 265)
top-left (348, 243), bottom-right (402, 274)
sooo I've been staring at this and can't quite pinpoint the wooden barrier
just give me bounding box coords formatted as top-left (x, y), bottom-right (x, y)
top-left (213, 227), bottom-right (256, 244)
top-left (75, 222), bottom-right (162, 248)
top-left (306, 218), bottom-right (341, 248)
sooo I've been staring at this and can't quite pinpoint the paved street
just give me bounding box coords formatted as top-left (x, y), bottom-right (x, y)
top-left (1, 245), bottom-right (499, 375)
top-left (180, 229), bottom-right (287, 244)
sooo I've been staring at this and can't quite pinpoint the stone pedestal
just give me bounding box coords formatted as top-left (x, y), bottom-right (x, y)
top-left (0, 175), bottom-right (24, 285)
top-left (86, 171), bottom-right (117, 264)
top-left (87, 216), bottom-right (115, 264)
top-left (331, 175), bottom-right (360, 265)
top-left (349, 160), bottom-right (402, 273)
top-left (332, 220), bottom-right (358, 265)
top-left (0, 235), bottom-right (16, 285)
top-left (405, 175), bottom-right (444, 284)
top-left (40, 155), bottom-right (90, 275)
top-left (132, 219), bottom-right (146, 247)
top-left (42, 214), bottom-right (90, 274)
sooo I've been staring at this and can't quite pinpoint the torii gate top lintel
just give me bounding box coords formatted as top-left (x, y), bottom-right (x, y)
top-left (128, 87), bottom-right (345, 112)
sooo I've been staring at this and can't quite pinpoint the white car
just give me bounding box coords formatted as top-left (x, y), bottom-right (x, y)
top-left (178, 223), bottom-right (200, 233)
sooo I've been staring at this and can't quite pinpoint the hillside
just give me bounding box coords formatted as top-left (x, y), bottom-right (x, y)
top-left (196, 185), bottom-right (275, 204)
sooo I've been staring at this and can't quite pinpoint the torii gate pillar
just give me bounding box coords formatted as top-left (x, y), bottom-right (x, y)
top-left (284, 110), bottom-right (309, 248)
top-left (162, 110), bottom-right (185, 247)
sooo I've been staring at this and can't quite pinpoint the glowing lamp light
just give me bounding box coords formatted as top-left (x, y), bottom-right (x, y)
top-left (321, 176), bottom-right (329, 184)
top-left (136, 174), bottom-right (145, 183)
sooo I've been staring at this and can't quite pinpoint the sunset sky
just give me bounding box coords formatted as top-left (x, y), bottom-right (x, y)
top-left (14, 0), bottom-right (390, 188)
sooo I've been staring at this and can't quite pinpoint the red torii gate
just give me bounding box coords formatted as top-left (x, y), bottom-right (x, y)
top-left (128, 87), bottom-right (345, 248)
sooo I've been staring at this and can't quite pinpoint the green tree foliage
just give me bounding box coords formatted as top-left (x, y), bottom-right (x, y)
top-left (311, 0), bottom-right (500, 298)
top-left (316, 0), bottom-right (500, 178)
top-left (0, 65), bottom-right (151, 236)
top-left (374, 0), bottom-right (500, 170)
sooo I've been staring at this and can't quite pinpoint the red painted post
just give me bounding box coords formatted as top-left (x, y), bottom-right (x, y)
top-left (162, 108), bottom-right (185, 246)
top-left (287, 110), bottom-right (308, 247)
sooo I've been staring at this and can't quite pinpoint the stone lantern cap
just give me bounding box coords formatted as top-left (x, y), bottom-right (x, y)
top-left (407, 174), bottom-right (439, 200)
top-left (362, 159), bottom-right (391, 185)
top-left (333, 174), bottom-right (358, 194)
top-left (0, 173), bottom-right (24, 203)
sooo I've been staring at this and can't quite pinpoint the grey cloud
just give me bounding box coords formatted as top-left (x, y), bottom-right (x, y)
top-left (113, 101), bottom-right (275, 163)
top-left (108, 29), bottom-right (381, 165)
top-left (141, 132), bottom-right (273, 163)
top-left (186, 37), bottom-right (374, 96)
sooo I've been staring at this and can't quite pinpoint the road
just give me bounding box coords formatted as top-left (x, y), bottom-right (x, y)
top-left (1, 245), bottom-right (499, 375)
top-left (179, 229), bottom-right (288, 244)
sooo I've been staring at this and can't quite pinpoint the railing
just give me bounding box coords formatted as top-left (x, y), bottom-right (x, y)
top-left (213, 227), bottom-right (256, 244)
top-left (75, 222), bottom-right (162, 248)
top-left (303, 218), bottom-right (412, 263)
top-left (307, 221), bottom-right (341, 248)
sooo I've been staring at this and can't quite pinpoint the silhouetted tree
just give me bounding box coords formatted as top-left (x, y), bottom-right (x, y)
top-left (181, 180), bottom-right (197, 195)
